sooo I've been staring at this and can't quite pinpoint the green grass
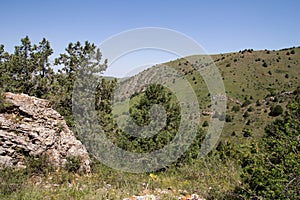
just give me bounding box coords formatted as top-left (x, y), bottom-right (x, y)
top-left (114, 46), bottom-right (300, 147)
top-left (0, 157), bottom-right (241, 200)
top-left (1, 47), bottom-right (299, 199)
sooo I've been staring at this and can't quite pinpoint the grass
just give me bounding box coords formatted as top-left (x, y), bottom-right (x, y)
top-left (0, 157), bottom-right (241, 200)
top-left (114, 46), bottom-right (300, 148)
top-left (1, 46), bottom-right (299, 199)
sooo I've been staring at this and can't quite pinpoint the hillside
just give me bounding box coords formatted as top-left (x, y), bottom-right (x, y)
top-left (0, 42), bottom-right (299, 199)
top-left (113, 46), bottom-right (300, 146)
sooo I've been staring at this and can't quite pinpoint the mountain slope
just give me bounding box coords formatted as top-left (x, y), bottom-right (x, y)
top-left (113, 47), bottom-right (300, 144)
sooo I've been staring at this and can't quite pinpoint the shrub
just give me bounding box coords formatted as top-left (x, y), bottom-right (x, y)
top-left (247, 106), bottom-right (254, 112)
top-left (0, 167), bottom-right (27, 195)
top-left (294, 87), bottom-right (300, 95)
top-left (238, 95), bottom-right (300, 199)
top-left (242, 128), bottom-right (252, 137)
top-left (0, 91), bottom-right (13, 112)
top-left (256, 100), bottom-right (262, 106)
top-left (262, 62), bottom-right (268, 67)
top-left (232, 105), bottom-right (240, 112)
top-left (243, 111), bottom-right (250, 118)
top-left (202, 120), bottom-right (209, 127)
top-left (0, 92), bottom-right (4, 111)
top-left (25, 154), bottom-right (54, 175)
top-left (65, 156), bottom-right (81, 173)
top-left (269, 105), bottom-right (283, 116)
top-left (231, 131), bottom-right (236, 136)
top-left (225, 115), bottom-right (233, 122)
top-left (242, 99), bottom-right (252, 107)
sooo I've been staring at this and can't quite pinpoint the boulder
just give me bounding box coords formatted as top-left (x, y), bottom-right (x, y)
top-left (0, 92), bottom-right (90, 173)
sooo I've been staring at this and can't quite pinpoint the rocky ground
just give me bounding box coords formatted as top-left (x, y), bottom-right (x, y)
top-left (0, 92), bottom-right (90, 172)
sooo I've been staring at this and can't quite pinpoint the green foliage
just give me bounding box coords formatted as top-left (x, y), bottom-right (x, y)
top-left (294, 86), bottom-right (300, 95)
top-left (231, 105), bottom-right (240, 112)
top-left (65, 156), bottom-right (81, 173)
top-left (0, 36), bottom-right (54, 97)
top-left (24, 154), bottom-right (54, 175)
top-left (0, 167), bottom-right (27, 196)
top-left (242, 99), bottom-right (251, 107)
top-left (262, 61), bottom-right (268, 67)
top-left (116, 84), bottom-right (182, 153)
top-left (243, 111), bottom-right (250, 118)
top-left (1, 37), bottom-right (300, 199)
top-left (268, 70), bottom-right (272, 75)
top-left (225, 115), bottom-right (233, 122)
top-left (215, 141), bottom-right (238, 160)
top-left (238, 95), bottom-right (300, 199)
top-left (53, 41), bottom-right (107, 120)
top-left (202, 120), bottom-right (209, 127)
top-left (0, 90), bottom-right (12, 112)
top-left (242, 128), bottom-right (252, 137)
top-left (269, 104), bottom-right (283, 116)
top-left (247, 106), bottom-right (254, 112)
top-left (285, 73), bottom-right (289, 78)
top-left (95, 83), bottom-right (206, 167)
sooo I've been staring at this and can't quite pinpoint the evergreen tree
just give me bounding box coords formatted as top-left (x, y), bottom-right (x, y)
top-left (53, 41), bottom-right (107, 119)
top-left (0, 36), bottom-right (54, 97)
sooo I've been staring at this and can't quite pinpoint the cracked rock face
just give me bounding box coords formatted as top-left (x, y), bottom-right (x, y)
top-left (0, 92), bottom-right (90, 173)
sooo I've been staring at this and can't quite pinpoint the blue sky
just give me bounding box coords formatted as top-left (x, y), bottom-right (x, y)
top-left (1, 0), bottom-right (300, 76)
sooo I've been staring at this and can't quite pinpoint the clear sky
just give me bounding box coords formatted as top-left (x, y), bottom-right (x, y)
top-left (1, 0), bottom-right (300, 77)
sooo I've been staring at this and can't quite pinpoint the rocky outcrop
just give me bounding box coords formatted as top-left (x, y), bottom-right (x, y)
top-left (0, 92), bottom-right (90, 172)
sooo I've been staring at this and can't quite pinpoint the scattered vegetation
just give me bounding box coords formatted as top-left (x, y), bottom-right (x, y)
top-left (0, 167), bottom-right (27, 196)
top-left (237, 95), bottom-right (300, 199)
top-left (65, 156), bottom-right (81, 173)
top-left (0, 89), bottom-right (12, 112)
top-left (24, 154), bottom-right (54, 175)
top-left (0, 37), bottom-right (299, 199)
